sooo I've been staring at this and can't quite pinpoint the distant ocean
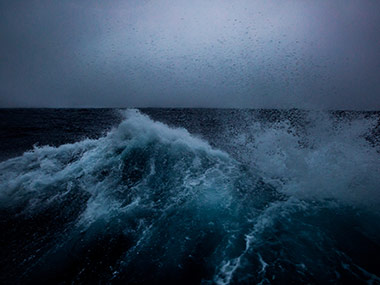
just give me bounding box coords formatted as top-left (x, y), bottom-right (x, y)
top-left (0, 108), bottom-right (379, 284)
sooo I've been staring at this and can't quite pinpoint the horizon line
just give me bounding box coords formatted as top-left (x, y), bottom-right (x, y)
top-left (0, 106), bottom-right (379, 112)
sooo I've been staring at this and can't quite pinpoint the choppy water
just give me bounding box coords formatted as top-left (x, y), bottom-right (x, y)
top-left (0, 108), bottom-right (379, 284)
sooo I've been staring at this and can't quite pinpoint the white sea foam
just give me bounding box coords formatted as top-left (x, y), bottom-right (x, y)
top-left (232, 111), bottom-right (380, 208)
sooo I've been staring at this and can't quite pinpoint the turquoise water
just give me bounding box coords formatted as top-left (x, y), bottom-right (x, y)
top-left (0, 109), bottom-right (379, 284)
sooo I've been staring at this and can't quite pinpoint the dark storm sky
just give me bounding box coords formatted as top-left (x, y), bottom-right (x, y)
top-left (1, 0), bottom-right (380, 109)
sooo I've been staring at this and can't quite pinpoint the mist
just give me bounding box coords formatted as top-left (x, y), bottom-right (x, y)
top-left (1, 0), bottom-right (379, 109)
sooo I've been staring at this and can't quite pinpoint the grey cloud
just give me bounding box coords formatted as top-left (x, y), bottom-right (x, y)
top-left (0, 0), bottom-right (379, 109)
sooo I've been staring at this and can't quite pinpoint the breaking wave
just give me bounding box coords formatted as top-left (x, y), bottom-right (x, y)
top-left (0, 109), bottom-right (379, 284)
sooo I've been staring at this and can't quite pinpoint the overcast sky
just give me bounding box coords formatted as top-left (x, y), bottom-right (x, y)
top-left (1, 0), bottom-right (380, 109)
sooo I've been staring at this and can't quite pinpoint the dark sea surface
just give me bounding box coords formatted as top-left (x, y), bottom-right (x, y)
top-left (0, 108), bottom-right (379, 284)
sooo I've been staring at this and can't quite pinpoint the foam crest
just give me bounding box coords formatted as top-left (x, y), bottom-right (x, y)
top-left (112, 109), bottom-right (227, 157)
top-left (0, 110), bottom-right (229, 206)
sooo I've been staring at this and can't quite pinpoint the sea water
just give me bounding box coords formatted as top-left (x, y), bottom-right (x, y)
top-left (0, 108), bottom-right (379, 284)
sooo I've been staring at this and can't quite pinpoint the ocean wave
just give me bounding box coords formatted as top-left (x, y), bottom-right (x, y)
top-left (0, 109), bottom-right (379, 284)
